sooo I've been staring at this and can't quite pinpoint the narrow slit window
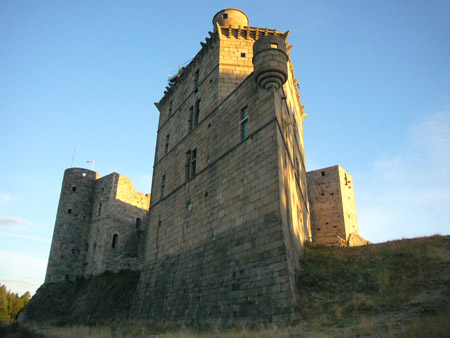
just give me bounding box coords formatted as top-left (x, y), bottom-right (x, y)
top-left (188, 106), bottom-right (194, 131)
top-left (321, 171), bottom-right (325, 176)
top-left (161, 175), bottom-right (166, 198)
top-left (194, 70), bottom-right (199, 92)
top-left (193, 99), bottom-right (200, 127)
top-left (112, 234), bottom-right (118, 248)
top-left (165, 134), bottom-right (170, 154)
top-left (185, 149), bottom-right (197, 181)
top-left (98, 203), bottom-right (102, 216)
top-left (136, 218), bottom-right (141, 229)
top-left (240, 106), bottom-right (249, 140)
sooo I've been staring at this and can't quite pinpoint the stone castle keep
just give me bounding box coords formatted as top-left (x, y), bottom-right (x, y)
top-left (45, 9), bottom-right (367, 323)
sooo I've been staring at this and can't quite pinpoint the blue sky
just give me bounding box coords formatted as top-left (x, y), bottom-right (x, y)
top-left (1, 1), bottom-right (449, 295)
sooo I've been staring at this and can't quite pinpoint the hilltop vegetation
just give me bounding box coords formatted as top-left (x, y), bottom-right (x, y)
top-left (20, 235), bottom-right (450, 337)
top-left (0, 284), bottom-right (31, 321)
top-left (296, 235), bottom-right (450, 337)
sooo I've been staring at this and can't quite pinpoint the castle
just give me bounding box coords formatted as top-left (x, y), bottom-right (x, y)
top-left (45, 9), bottom-right (367, 323)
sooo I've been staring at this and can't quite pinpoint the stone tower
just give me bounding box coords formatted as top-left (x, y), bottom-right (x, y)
top-left (45, 169), bottom-right (150, 283)
top-left (45, 168), bottom-right (98, 282)
top-left (131, 8), bottom-right (310, 323)
top-left (307, 165), bottom-right (366, 246)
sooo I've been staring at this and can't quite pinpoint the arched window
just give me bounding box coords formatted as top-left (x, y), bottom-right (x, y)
top-left (112, 234), bottom-right (119, 248)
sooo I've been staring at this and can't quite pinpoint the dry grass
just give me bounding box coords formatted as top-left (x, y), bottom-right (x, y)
top-left (25, 235), bottom-right (450, 338)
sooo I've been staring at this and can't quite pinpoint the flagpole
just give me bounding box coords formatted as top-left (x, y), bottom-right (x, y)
top-left (71, 146), bottom-right (77, 167)
top-left (86, 160), bottom-right (95, 171)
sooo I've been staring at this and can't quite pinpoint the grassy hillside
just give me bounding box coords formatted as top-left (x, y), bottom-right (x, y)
top-left (296, 235), bottom-right (450, 337)
top-left (23, 270), bottom-right (140, 323)
top-left (23, 235), bottom-right (449, 337)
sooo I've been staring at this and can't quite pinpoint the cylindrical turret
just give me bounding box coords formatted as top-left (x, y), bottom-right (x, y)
top-left (212, 8), bottom-right (249, 32)
top-left (252, 35), bottom-right (289, 90)
top-left (45, 168), bottom-right (98, 283)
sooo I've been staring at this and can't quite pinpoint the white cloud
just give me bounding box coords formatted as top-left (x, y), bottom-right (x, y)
top-left (0, 216), bottom-right (35, 231)
top-left (357, 111), bottom-right (450, 243)
top-left (0, 232), bottom-right (50, 242)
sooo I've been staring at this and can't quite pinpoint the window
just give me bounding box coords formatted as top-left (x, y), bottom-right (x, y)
top-left (194, 70), bottom-right (199, 92)
top-left (321, 171), bottom-right (325, 177)
top-left (98, 203), bottom-right (102, 216)
top-left (240, 106), bottom-right (249, 140)
top-left (295, 159), bottom-right (300, 181)
top-left (71, 186), bottom-right (76, 192)
top-left (223, 13), bottom-right (228, 19)
top-left (93, 242), bottom-right (97, 250)
top-left (241, 52), bottom-right (246, 57)
top-left (185, 149), bottom-right (197, 181)
top-left (82, 172), bottom-right (87, 177)
top-left (165, 134), bottom-right (170, 154)
top-left (112, 234), bottom-right (118, 248)
top-left (136, 218), bottom-right (141, 229)
top-left (271, 43), bottom-right (278, 49)
top-left (161, 175), bottom-right (166, 198)
top-left (188, 106), bottom-right (194, 131)
top-left (186, 201), bottom-right (192, 211)
top-left (67, 209), bottom-right (72, 214)
top-left (169, 100), bottom-right (173, 116)
top-left (193, 99), bottom-right (200, 127)
top-left (61, 243), bottom-right (65, 249)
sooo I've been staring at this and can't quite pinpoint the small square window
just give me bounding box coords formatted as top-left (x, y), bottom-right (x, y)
top-left (72, 186), bottom-right (76, 192)
top-left (241, 52), bottom-right (246, 57)
top-left (67, 209), bottom-right (72, 214)
top-left (82, 172), bottom-right (87, 177)
top-left (223, 13), bottom-right (228, 19)
top-left (271, 43), bottom-right (278, 49)
top-left (321, 171), bottom-right (325, 176)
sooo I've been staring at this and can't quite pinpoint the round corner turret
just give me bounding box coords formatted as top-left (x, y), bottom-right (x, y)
top-left (45, 167), bottom-right (98, 283)
top-left (213, 8), bottom-right (249, 32)
top-left (64, 167), bottom-right (98, 180)
top-left (252, 35), bottom-right (288, 90)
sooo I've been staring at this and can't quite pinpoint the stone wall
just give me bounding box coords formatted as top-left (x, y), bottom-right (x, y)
top-left (131, 15), bottom-right (310, 322)
top-left (306, 165), bottom-right (360, 245)
top-left (84, 173), bottom-right (150, 276)
top-left (46, 169), bottom-right (150, 282)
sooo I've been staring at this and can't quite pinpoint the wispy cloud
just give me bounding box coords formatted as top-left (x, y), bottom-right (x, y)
top-left (357, 111), bottom-right (450, 243)
top-left (0, 193), bottom-right (13, 203)
top-left (0, 216), bottom-right (35, 231)
top-left (0, 232), bottom-right (50, 242)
